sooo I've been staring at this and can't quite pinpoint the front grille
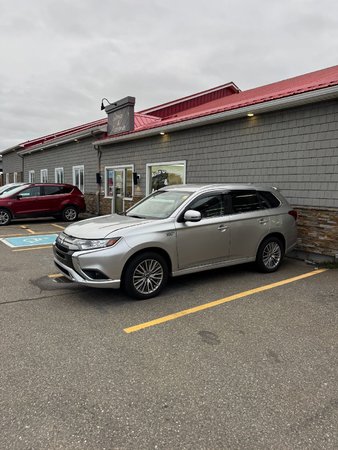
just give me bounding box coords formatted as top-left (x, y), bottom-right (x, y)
top-left (55, 241), bottom-right (69, 253)
top-left (54, 243), bottom-right (75, 269)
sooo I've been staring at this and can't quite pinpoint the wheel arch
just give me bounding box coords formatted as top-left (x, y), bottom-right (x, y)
top-left (121, 247), bottom-right (173, 283)
top-left (257, 232), bottom-right (286, 257)
top-left (0, 207), bottom-right (13, 222)
top-left (62, 203), bottom-right (79, 212)
top-left (257, 232), bottom-right (286, 252)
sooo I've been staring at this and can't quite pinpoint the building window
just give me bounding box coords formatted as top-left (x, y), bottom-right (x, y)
top-left (55, 167), bottom-right (64, 184)
top-left (73, 165), bottom-right (84, 192)
top-left (146, 161), bottom-right (186, 195)
top-left (28, 170), bottom-right (35, 183)
top-left (40, 169), bottom-right (48, 183)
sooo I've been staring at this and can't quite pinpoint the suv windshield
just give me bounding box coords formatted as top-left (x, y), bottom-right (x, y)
top-left (126, 189), bottom-right (191, 219)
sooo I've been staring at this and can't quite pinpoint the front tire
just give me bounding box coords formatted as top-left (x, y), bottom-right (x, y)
top-left (62, 206), bottom-right (78, 222)
top-left (256, 237), bottom-right (284, 273)
top-left (123, 252), bottom-right (169, 299)
top-left (0, 208), bottom-right (12, 226)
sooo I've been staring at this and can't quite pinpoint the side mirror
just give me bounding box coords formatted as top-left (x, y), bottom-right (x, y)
top-left (16, 194), bottom-right (22, 200)
top-left (183, 210), bottom-right (202, 222)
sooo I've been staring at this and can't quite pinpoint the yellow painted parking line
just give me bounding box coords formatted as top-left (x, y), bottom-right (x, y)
top-left (124, 269), bottom-right (328, 334)
top-left (20, 225), bottom-right (35, 234)
top-left (12, 245), bottom-right (53, 252)
top-left (51, 224), bottom-right (65, 230)
top-left (48, 274), bottom-right (64, 279)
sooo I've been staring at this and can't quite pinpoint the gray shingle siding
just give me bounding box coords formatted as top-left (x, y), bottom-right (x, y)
top-left (100, 100), bottom-right (338, 209)
top-left (2, 151), bottom-right (23, 174)
top-left (23, 137), bottom-right (97, 190)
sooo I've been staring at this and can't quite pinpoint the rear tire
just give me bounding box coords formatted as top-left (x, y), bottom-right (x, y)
top-left (256, 237), bottom-right (284, 273)
top-left (62, 206), bottom-right (78, 222)
top-left (0, 208), bottom-right (12, 226)
top-left (123, 252), bottom-right (169, 300)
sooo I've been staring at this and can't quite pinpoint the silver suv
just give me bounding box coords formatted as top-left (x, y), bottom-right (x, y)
top-left (53, 184), bottom-right (297, 299)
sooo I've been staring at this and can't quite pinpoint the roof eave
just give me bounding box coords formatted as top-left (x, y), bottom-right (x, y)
top-left (18, 126), bottom-right (107, 155)
top-left (94, 85), bottom-right (338, 147)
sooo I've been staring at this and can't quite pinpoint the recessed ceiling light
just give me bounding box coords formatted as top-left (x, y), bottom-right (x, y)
top-left (247, 113), bottom-right (254, 117)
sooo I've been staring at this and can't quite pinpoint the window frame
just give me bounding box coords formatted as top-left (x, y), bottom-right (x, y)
top-left (72, 165), bottom-right (84, 192)
top-left (28, 170), bottom-right (35, 183)
top-left (55, 167), bottom-right (64, 184)
top-left (40, 169), bottom-right (48, 183)
top-left (146, 160), bottom-right (186, 195)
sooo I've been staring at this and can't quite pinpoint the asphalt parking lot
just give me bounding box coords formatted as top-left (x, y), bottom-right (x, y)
top-left (0, 218), bottom-right (337, 450)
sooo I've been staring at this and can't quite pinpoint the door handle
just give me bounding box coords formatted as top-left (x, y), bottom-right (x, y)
top-left (258, 218), bottom-right (268, 225)
top-left (218, 224), bottom-right (228, 232)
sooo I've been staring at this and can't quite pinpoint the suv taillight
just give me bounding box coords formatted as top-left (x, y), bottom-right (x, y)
top-left (288, 210), bottom-right (298, 221)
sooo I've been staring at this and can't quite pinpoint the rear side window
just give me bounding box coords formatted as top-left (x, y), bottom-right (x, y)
top-left (257, 191), bottom-right (281, 208)
top-left (43, 186), bottom-right (71, 195)
top-left (229, 190), bottom-right (263, 213)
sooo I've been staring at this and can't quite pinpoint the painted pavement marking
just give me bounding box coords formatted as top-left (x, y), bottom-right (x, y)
top-left (1, 234), bottom-right (58, 249)
top-left (51, 224), bottom-right (65, 230)
top-left (124, 269), bottom-right (328, 334)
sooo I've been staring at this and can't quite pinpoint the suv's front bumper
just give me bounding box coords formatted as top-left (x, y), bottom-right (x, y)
top-left (53, 240), bottom-right (125, 289)
top-left (54, 257), bottom-right (121, 288)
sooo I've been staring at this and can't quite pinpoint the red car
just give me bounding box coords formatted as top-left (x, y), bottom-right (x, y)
top-left (0, 183), bottom-right (86, 225)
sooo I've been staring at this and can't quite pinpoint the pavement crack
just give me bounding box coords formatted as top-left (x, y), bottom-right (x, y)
top-left (0, 292), bottom-right (79, 306)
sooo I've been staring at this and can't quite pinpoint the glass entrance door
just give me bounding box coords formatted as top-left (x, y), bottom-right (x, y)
top-left (113, 169), bottom-right (125, 214)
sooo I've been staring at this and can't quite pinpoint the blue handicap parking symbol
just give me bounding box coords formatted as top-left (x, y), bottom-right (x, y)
top-left (1, 234), bottom-right (58, 248)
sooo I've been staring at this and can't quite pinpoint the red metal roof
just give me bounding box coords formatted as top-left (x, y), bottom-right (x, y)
top-left (167, 64), bottom-right (338, 120)
top-left (92, 65), bottom-right (338, 144)
top-left (15, 64), bottom-right (338, 151)
top-left (140, 82), bottom-right (240, 118)
top-left (17, 113), bottom-right (160, 152)
top-left (135, 64), bottom-right (338, 131)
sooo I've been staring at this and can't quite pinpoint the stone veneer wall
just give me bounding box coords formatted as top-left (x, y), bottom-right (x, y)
top-left (295, 207), bottom-right (338, 259)
top-left (84, 194), bottom-right (141, 216)
top-left (84, 193), bottom-right (98, 215)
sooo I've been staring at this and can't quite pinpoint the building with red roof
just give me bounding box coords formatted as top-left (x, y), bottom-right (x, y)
top-left (2, 65), bottom-right (338, 259)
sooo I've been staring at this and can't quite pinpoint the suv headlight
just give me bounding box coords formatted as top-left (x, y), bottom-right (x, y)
top-left (73, 237), bottom-right (121, 250)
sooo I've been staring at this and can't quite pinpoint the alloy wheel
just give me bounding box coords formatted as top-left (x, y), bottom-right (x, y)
top-left (0, 210), bottom-right (10, 225)
top-left (262, 242), bottom-right (282, 270)
top-left (132, 258), bottom-right (164, 295)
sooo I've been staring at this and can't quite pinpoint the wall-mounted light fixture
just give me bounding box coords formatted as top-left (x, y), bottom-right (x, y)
top-left (100, 98), bottom-right (117, 111)
top-left (160, 132), bottom-right (166, 136)
top-left (133, 172), bottom-right (140, 185)
top-left (247, 113), bottom-right (254, 117)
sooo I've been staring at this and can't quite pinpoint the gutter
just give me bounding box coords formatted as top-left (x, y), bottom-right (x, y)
top-left (17, 126), bottom-right (107, 155)
top-left (94, 84), bottom-right (338, 147)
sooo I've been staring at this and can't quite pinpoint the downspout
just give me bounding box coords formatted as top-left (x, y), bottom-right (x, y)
top-left (17, 151), bottom-right (24, 182)
top-left (96, 145), bottom-right (102, 216)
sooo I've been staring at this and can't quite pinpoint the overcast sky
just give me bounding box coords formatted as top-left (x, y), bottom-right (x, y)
top-left (1, 0), bottom-right (338, 151)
